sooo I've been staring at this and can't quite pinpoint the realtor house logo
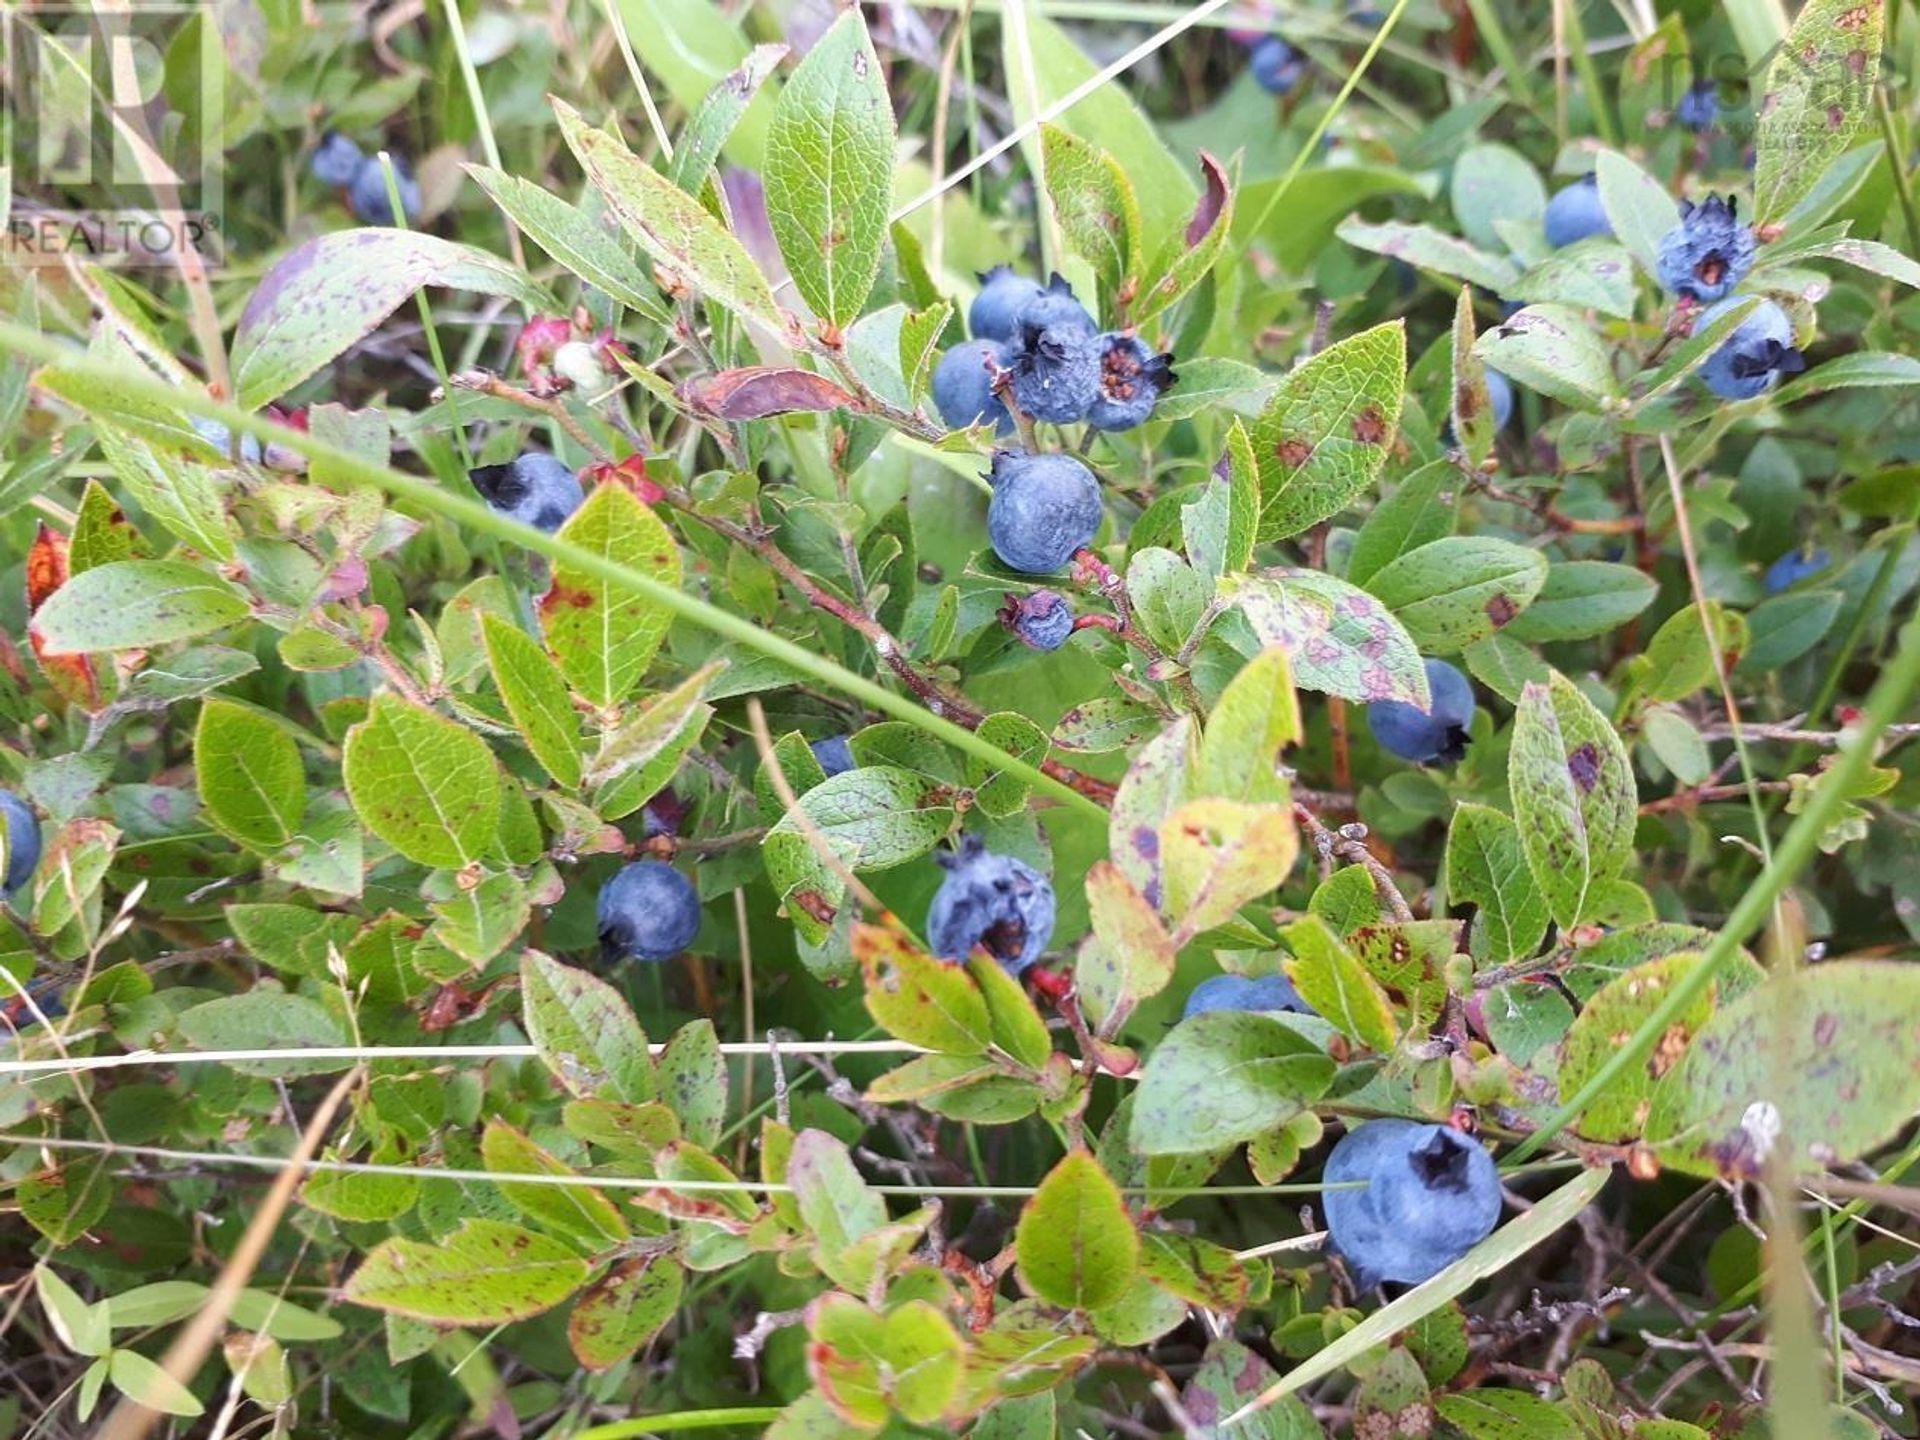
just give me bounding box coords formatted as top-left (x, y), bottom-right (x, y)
top-left (2, 3), bottom-right (223, 266)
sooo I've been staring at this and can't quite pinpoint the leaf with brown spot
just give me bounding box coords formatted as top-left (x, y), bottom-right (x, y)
top-left (1252, 322), bottom-right (1406, 542)
top-left (1509, 672), bottom-right (1637, 929)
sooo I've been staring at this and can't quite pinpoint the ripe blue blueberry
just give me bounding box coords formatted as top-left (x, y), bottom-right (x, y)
top-left (1324, 1120), bottom-right (1503, 1290)
top-left (1006, 318), bottom-right (1098, 426)
top-left (1484, 368), bottom-right (1514, 431)
top-left (598, 860), bottom-right (701, 963)
top-left (0, 791), bottom-right (40, 897)
top-left (810, 735), bottom-right (855, 777)
top-left (1183, 972), bottom-right (1314, 1020)
top-left (925, 834), bottom-right (1056, 975)
top-left (346, 153), bottom-right (423, 226)
top-left (1765, 547), bottom-right (1830, 594)
top-left (1657, 194), bottom-right (1756, 303)
top-left (1001, 589), bottom-right (1075, 651)
top-left (985, 450), bottom-right (1103, 574)
top-left (311, 131), bottom-right (366, 187)
top-left (1676, 80), bottom-right (1720, 133)
top-left (189, 416), bottom-right (263, 463)
top-left (1249, 35), bottom-right (1306, 94)
top-left (1087, 334), bottom-right (1177, 432)
top-left (469, 453), bottom-right (585, 533)
top-left (1012, 274), bottom-right (1096, 338)
top-left (1696, 296), bottom-right (1804, 401)
top-left (969, 266), bottom-right (1048, 343)
top-left (933, 338), bottom-right (1014, 434)
top-left (1542, 173), bottom-right (1612, 248)
top-left (1367, 658), bottom-right (1475, 766)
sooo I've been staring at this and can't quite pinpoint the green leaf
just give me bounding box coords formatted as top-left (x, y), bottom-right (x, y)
top-left (1777, 350), bottom-right (1920, 401)
top-left (1436, 1390), bottom-right (1581, 1440)
top-left (555, 100), bottom-right (785, 333)
top-left (1130, 1011), bottom-right (1336, 1155)
top-left (343, 1218), bottom-right (590, 1324)
top-left (541, 482), bottom-right (681, 707)
top-left (37, 1266), bottom-right (109, 1357)
top-left (29, 560), bottom-right (247, 654)
top-left (1448, 288), bottom-right (1499, 470)
top-left (1637, 600), bottom-right (1748, 703)
top-left (92, 424), bottom-right (236, 560)
top-left (1160, 798), bottom-right (1299, 946)
top-left (968, 711), bottom-right (1049, 820)
top-left (1736, 589), bottom-right (1842, 674)
top-left (194, 699), bottom-right (305, 853)
top-left (1558, 950), bottom-right (1761, 1143)
top-left (108, 1349), bottom-right (204, 1418)
top-left (807, 1295), bottom-right (964, 1428)
top-left (1445, 804), bottom-right (1550, 967)
top-left (568, 1256), bottom-right (684, 1372)
top-left (1137, 152), bottom-right (1236, 327)
top-left (1506, 239), bottom-right (1639, 320)
top-left (788, 1127), bottom-right (888, 1263)
top-left (969, 953), bottom-right (1054, 1070)
top-left (466, 166), bottom-right (668, 321)
top-left (175, 991), bottom-right (349, 1076)
top-left (343, 695), bottom-right (500, 868)
top-left (1196, 648), bottom-right (1301, 805)
top-left (1014, 1152), bottom-right (1138, 1311)
top-left (1283, 915), bottom-right (1398, 1052)
top-left (230, 231), bottom-right (546, 409)
top-left (669, 45), bottom-right (787, 197)
top-left (858, 922), bottom-right (991, 1054)
top-left (1752, 0), bottom-right (1884, 225)
top-left (762, 10), bottom-right (894, 329)
top-left (521, 950), bottom-right (655, 1103)
top-left (764, 768), bottom-right (953, 942)
top-left (1252, 321), bottom-right (1406, 541)
top-left (68, 479), bottom-right (145, 573)
top-left (1349, 460), bottom-right (1457, 589)
top-left (657, 1018), bottom-right (728, 1148)
top-left (585, 661), bottom-right (722, 791)
top-left (1450, 142), bottom-right (1546, 252)
top-left (20, 1155), bottom-right (113, 1245)
top-left (1221, 418), bottom-right (1259, 574)
top-left (1642, 707), bottom-right (1712, 785)
top-left (1225, 569), bottom-right (1429, 706)
top-left (1476, 304), bottom-right (1619, 411)
top-left (1182, 1338), bottom-right (1321, 1438)
top-left (1510, 673), bottom-right (1638, 929)
top-left (1595, 149), bottom-right (1679, 280)
top-left (1040, 123), bottom-right (1142, 299)
top-left (1503, 562), bottom-right (1657, 643)
top-left (1080, 861), bottom-right (1178, 1034)
top-left (1366, 537), bottom-right (1549, 653)
top-left (481, 1120), bottom-right (628, 1251)
top-left (1151, 355), bottom-right (1272, 425)
top-left (482, 615), bottom-right (582, 789)
top-left (1649, 961), bottom-right (1920, 1177)
top-left (1336, 217), bottom-right (1521, 292)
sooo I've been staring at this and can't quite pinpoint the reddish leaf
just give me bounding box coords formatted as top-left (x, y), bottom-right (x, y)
top-left (1186, 151), bottom-right (1230, 247)
top-left (677, 367), bottom-right (856, 420)
top-left (25, 525), bottom-right (99, 708)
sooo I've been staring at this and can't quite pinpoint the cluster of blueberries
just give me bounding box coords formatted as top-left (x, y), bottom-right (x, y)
top-left (1542, 174), bottom-right (1802, 401)
top-left (933, 268), bottom-right (1177, 437)
top-left (310, 132), bottom-right (423, 227)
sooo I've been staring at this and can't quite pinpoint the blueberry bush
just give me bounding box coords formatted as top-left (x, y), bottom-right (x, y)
top-left (3, 1), bottom-right (1920, 1437)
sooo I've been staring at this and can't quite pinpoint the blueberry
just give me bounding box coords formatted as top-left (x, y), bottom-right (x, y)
top-left (1484, 369), bottom-right (1515, 431)
top-left (0, 791), bottom-right (40, 897)
top-left (1324, 1120), bottom-right (1503, 1290)
top-left (1657, 194), bottom-right (1756, 303)
top-left (1012, 274), bottom-right (1096, 338)
top-left (969, 266), bottom-right (1048, 343)
top-left (1348, 5), bottom-right (1387, 23)
top-left (925, 834), bottom-right (1056, 975)
top-left (346, 153), bottom-right (423, 226)
top-left (811, 736), bottom-right (855, 777)
top-left (1765, 547), bottom-right (1830, 593)
top-left (598, 860), bottom-right (701, 963)
top-left (0, 976), bottom-right (65, 1031)
top-left (189, 416), bottom-right (262, 464)
top-left (1007, 326), bottom-right (1101, 426)
top-left (469, 453), bottom-right (585, 533)
top-left (1676, 80), bottom-right (1719, 133)
top-left (932, 338), bottom-right (1015, 434)
top-left (1543, 173), bottom-right (1612, 248)
top-left (1182, 973), bottom-right (1314, 1019)
top-left (1001, 590), bottom-right (1075, 651)
top-left (1249, 35), bottom-right (1306, 94)
top-left (310, 131), bottom-right (366, 187)
top-left (985, 450), bottom-right (1103, 574)
top-left (1087, 334), bottom-right (1177, 432)
top-left (1367, 658), bottom-right (1475, 766)
top-left (1696, 296), bottom-right (1804, 401)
